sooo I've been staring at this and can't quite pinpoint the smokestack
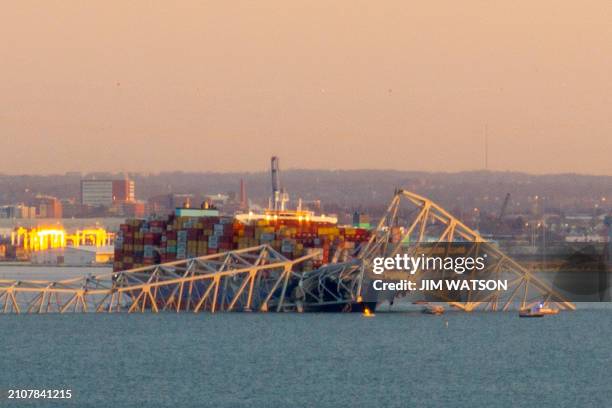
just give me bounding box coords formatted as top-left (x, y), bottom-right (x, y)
top-left (271, 156), bottom-right (280, 210)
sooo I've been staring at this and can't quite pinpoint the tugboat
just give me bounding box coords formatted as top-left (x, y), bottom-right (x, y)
top-left (519, 303), bottom-right (559, 317)
top-left (519, 305), bottom-right (545, 318)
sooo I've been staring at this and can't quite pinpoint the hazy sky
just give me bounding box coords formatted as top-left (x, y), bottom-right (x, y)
top-left (2, 1), bottom-right (612, 175)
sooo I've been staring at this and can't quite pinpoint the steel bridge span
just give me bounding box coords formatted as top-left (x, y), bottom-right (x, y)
top-left (0, 190), bottom-right (575, 314)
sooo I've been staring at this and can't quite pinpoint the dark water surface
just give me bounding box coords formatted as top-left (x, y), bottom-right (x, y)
top-left (1, 309), bottom-right (611, 408)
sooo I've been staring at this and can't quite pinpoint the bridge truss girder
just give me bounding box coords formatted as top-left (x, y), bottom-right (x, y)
top-left (355, 189), bottom-right (575, 312)
top-left (0, 245), bottom-right (316, 314)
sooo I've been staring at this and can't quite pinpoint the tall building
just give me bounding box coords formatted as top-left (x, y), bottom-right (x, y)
top-left (112, 179), bottom-right (135, 203)
top-left (81, 179), bottom-right (135, 206)
top-left (81, 180), bottom-right (113, 206)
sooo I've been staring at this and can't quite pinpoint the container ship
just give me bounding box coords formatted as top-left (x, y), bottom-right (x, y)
top-left (113, 157), bottom-right (370, 272)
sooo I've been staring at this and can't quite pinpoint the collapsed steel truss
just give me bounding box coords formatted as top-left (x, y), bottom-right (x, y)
top-left (0, 245), bottom-right (319, 314)
top-left (0, 190), bottom-right (575, 314)
top-left (356, 189), bottom-right (575, 311)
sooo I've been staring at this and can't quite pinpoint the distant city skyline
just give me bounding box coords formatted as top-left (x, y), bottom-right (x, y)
top-left (3, 1), bottom-right (612, 175)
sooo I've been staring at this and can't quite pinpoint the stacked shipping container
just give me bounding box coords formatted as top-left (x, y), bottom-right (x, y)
top-left (113, 213), bottom-right (370, 272)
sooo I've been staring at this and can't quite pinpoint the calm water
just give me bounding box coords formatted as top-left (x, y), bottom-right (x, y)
top-left (1, 309), bottom-right (611, 408)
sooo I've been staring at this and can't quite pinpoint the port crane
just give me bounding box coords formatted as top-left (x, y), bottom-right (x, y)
top-left (0, 190), bottom-right (574, 314)
top-left (11, 227), bottom-right (113, 252)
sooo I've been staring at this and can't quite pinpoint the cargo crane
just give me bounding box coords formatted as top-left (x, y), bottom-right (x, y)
top-left (11, 227), bottom-right (113, 252)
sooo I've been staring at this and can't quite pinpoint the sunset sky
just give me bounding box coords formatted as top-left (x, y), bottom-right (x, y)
top-left (2, 1), bottom-right (612, 175)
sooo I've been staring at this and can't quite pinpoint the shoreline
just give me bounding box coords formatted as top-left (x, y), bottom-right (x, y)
top-left (0, 262), bottom-right (111, 268)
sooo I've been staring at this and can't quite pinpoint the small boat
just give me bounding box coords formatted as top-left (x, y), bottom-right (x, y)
top-left (519, 307), bottom-right (545, 318)
top-left (412, 300), bottom-right (429, 305)
top-left (422, 305), bottom-right (445, 315)
top-left (519, 303), bottom-right (559, 317)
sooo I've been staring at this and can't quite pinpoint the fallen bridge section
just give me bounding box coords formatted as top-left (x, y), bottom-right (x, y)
top-left (0, 245), bottom-right (322, 314)
top-left (355, 189), bottom-right (576, 312)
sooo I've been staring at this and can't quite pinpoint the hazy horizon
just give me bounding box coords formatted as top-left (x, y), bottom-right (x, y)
top-left (3, 1), bottom-right (612, 175)
top-left (4, 167), bottom-right (612, 179)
